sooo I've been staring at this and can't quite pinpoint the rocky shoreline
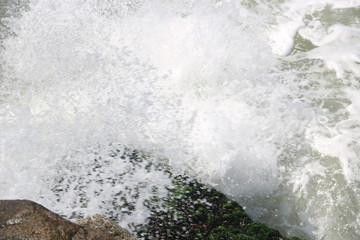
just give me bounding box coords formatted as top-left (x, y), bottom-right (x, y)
top-left (0, 176), bottom-right (303, 240)
top-left (0, 149), bottom-right (304, 240)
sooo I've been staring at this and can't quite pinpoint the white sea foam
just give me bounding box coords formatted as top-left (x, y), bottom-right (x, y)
top-left (0, 0), bottom-right (359, 239)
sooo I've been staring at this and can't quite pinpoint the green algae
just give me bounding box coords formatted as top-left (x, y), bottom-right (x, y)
top-left (52, 146), bottom-right (303, 239)
top-left (134, 175), bottom-right (302, 240)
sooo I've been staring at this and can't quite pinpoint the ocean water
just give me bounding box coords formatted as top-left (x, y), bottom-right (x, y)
top-left (0, 0), bottom-right (359, 239)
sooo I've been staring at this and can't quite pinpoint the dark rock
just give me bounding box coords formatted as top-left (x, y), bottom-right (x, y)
top-left (134, 175), bottom-right (303, 240)
top-left (0, 199), bottom-right (137, 240)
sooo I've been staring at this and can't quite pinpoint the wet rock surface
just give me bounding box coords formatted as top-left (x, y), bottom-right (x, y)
top-left (133, 175), bottom-right (303, 240)
top-left (76, 214), bottom-right (137, 240)
top-left (0, 200), bottom-right (137, 240)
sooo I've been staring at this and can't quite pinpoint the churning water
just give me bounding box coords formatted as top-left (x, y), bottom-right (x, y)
top-left (0, 0), bottom-right (359, 239)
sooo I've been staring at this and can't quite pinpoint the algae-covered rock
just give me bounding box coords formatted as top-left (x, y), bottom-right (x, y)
top-left (39, 145), bottom-right (302, 240)
top-left (134, 175), bottom-right (302, 240)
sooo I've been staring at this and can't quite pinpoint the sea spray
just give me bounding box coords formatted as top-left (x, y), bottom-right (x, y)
top-left (0, 1), bottom-right (359, 239)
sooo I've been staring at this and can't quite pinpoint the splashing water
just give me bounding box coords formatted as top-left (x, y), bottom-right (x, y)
top-left (0, 0), bottom-right (359, 239)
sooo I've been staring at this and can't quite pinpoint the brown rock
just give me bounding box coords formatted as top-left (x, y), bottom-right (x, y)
top-left (0, 200), bottom-right (137, 240)
top-left (76, 215), bottom-right (138, 240)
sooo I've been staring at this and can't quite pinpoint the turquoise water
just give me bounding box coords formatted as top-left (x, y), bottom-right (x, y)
top-left (0, 1), bottom-right (359, 239)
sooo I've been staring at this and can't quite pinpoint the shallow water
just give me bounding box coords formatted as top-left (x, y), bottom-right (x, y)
top-left (0, 0), bottom-right (359, 239)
